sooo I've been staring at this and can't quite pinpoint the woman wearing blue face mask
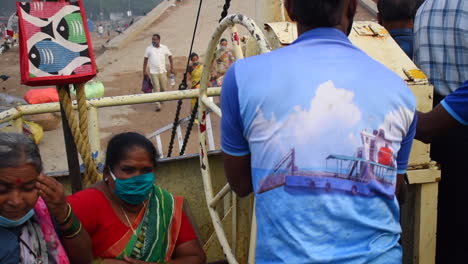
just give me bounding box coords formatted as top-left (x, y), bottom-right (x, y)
top-left (0, 133), bottom-right (92, 264)
top-left (67, 132), bottom-right (206, 264)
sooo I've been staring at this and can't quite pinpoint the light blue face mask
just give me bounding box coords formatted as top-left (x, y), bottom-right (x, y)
top-left (0, 209), bottom-right (34, 228)
top-left (109, 169), bottom-right (155, 205)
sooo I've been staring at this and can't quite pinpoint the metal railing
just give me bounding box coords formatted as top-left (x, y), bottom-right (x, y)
top-left (0, 88), bottom-right (221, 164)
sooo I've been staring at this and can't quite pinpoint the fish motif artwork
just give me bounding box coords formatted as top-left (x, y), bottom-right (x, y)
top-left (17, 0), bottom-right (96, 86)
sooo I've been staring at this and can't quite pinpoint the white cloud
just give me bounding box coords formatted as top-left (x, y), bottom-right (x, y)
top-left (248, 81), bottom-right (362, 168)
top-left (378, 106), bottom-right (415, 143)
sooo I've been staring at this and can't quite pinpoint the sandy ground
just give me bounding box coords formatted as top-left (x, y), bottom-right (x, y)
top-left (0, 0), bottom-right (375, 173)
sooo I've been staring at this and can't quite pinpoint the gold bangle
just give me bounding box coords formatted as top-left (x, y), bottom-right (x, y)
top-left (57, 203), bottom-right (72, 226)
top-left (63, 222), bottom-right (82, 239)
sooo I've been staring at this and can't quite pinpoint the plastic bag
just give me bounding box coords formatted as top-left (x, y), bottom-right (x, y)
top-left (142, 75), bottom-right (153, 93)
top-left (71, 80), bottom-right (105, 99)
top-left (24, 88), bottom-right (59, 104)
top-left (0, 93), bottom-right (27, 109)
top-left (23, 121), bottom-right (44, 144)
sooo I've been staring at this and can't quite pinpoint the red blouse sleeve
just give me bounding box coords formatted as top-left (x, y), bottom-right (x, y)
top-left (176, 211), bottom-right (197, 246)
top-left (67, 188), bottom-right (104, 235)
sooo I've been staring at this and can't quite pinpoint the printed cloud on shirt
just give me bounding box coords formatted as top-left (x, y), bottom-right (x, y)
top-left (378, 106), bottom-right (414, 143)
top-left (248, 80), bottom-right (363, 169)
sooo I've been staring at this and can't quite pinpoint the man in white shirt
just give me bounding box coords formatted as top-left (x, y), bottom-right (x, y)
top-left (143, 33), bottom-right (174, 111)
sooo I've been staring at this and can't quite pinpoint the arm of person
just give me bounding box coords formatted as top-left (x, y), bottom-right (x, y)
top-left (36, 175), bottom-right (92, 264)
top-left (168, 56), bottom-right (174, 74)
top-left (143, 47), bottom-right (150, 76)
top-left (221, 64), bottom-right (253, 197)
top-left (395, 113), bottom-right (417, 203)
top-left (186, 66), bottom-right (192, 84)
top-left (143, 57), bottom-right (149, 76)
top-left (415, 81), bottom-right (468, 143)
top-left (166, 46), bottom-right (174, 74)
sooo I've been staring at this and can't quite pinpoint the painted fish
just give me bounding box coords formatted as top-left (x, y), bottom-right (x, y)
top-left (29, 39), bottom-right (89, 75)
top-left (56, 12), bottom-right (87, 45)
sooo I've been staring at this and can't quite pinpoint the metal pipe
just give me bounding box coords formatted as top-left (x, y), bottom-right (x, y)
top-left (209, 183), bottom-right (232, 208)
top-left (248, 200), bottom-right (257, 264)
top-left (0, 88), bottom-right (221, 124)
top-left (13, 117), bottom-right (23, 133)
top-left (201, 97), bottom-right (222, 117)
top-left (87, 106), bottom-right (101, 163)
top-left (232, 193), bottom-right (238, 255)
top-left (230, 25), bottom-right (244, 60)
top-left (197, 15), bottom-right (270, 264)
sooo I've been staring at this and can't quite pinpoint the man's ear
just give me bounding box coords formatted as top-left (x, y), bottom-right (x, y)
top-left (284, 0), bottom-right (296, 21)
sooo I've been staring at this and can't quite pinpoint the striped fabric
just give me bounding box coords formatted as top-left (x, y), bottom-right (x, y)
top-left (413, 0), bottom-right (467, 96)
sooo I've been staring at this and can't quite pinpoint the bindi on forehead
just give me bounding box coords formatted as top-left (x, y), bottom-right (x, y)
top-left (16, 178), bottom-right (22, 184)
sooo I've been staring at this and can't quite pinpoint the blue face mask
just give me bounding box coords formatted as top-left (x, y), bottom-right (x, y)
top-left (109, 169), bottom-right (155, 205)
top-left (0, 209), bottom-right (34, 228)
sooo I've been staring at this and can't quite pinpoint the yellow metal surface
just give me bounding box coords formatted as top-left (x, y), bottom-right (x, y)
top-left (255, 0), bottom-right (291, 30)
top-left (158, 153), bottom-right (253, 263)
top-left (264, 22), bottom-right (298, 49)
top-left (413, 183), bottom-right (439, 264)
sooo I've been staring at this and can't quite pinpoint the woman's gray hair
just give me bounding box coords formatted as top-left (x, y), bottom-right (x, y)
top-left (0, 133), bottom-right (43, 173)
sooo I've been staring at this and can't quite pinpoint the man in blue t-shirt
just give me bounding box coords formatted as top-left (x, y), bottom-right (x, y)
top-left (221, 0), bottom-right (417, 263)
top-left (417, 81), bottom-right (468, 142)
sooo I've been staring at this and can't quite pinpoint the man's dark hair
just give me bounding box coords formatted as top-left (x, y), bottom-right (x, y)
top-left (377, 0), bottom-right (422, 21)
top-left (220, 38), bottom-right (227, 44)
top-left (289, 0), bottom-right (346, 27)
top-left (190, 52), bottom-right (199, 59)
top-left (152, 33), bottom-right (161, 39)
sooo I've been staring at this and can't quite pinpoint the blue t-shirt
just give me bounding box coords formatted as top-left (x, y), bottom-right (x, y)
top-left (221, 28), bottom-right (417, 263)
top-left (441, 81), bottom-right (468, 125)
top-left (389, 29), bottom-right (413, 59)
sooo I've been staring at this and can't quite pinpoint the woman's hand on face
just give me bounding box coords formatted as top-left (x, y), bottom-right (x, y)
top-left (36, 174), bottom-right (69, 222)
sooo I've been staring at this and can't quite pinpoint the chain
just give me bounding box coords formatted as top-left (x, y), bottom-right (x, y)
top-left (180, 100), bottom-right (198, 156)
top-left (219, 0), bottom-right (232, 22)
top-left (167, 0), bottom-right (203, 157)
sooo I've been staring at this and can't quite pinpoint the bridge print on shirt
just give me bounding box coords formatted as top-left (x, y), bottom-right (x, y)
top-left (257, 128), bottom-right (397, 198)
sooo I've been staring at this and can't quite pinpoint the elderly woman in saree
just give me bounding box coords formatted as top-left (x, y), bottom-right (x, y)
top-left (67, 132), bottom-right (206, 264)
top-left (210, 38), bottom-right (235, 87)
top-left (0, 132), bottom-right (92, 264)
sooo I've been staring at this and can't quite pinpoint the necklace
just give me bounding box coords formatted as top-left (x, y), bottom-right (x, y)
top-left (120, 206), bottom-right (137, 236)
top-left (120, 201), bottom-right (146, 236)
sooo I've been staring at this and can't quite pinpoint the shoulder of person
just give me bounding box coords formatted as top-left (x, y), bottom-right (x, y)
top-left (67, 186), bottom-right (107, 206)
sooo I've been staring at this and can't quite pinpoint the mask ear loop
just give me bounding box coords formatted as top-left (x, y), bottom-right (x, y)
top-left (106, 167), bottom-right (117, 182)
